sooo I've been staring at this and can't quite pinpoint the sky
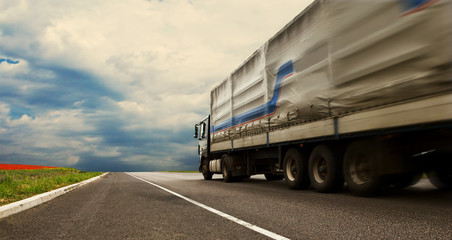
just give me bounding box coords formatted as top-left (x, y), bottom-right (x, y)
top-left (0, 0), bottom-right (314, 172)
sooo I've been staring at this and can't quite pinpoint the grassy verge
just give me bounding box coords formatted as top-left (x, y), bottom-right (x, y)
top-left (0, 168), bottom-right (103, 206)
top-left (162, 171), bottom-right (199, 173)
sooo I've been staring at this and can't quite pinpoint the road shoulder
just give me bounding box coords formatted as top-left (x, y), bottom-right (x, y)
top-left (0, 172), bottom-right (109, 219)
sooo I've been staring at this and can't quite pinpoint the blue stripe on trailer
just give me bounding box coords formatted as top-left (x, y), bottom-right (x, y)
top-left (211, 60), bottom-right (294, 133)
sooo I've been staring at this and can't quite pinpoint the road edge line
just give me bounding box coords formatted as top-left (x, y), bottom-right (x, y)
top-left (0, 172), bottom-right (110, 219)
top-left (125, 172), bottom-right (290, 240)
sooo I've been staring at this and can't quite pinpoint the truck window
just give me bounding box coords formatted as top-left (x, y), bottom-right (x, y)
top-left (200, 122), bottom-right (206, 139)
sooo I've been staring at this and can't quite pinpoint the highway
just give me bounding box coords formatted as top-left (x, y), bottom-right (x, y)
top-left (1, 172), bottom-right (451, 239)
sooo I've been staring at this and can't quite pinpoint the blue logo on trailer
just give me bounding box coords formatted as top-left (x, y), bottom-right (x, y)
top-left (399, 0), bottom-right (438, 15)
top-left (211, 61), bottom-right (294, 133)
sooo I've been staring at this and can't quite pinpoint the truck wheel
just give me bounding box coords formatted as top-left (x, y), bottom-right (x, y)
top-left (283, 148), bottom-right (310, 189)
top-left (201, 159), bottom-right (213, 180)
top-left (264, 174), bottom-right (284, 181)
top-left (343, 140), bottom-right (382, 196)
top-left (309, 145), bottom-right (344, 193)
top-left (427, 152), bottom-right (452, 189)
top-left (222, 156), bottom-right (232, 183)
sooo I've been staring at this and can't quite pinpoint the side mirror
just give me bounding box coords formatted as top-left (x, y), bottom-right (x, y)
top-left (194, 124), bottom-right (199, 139)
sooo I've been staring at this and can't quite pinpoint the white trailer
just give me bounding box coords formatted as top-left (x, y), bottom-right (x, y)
top-left (194, 0), bottom-right (452, 196)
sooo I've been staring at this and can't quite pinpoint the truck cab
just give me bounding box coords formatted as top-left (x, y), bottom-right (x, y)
top-left (194, 115), bottom-right (210, 162)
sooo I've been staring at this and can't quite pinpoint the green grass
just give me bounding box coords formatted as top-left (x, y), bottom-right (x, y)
top-left (0, 168), bottom-right (102, 206)
top-left (162, 171), bottom-right (199, 173)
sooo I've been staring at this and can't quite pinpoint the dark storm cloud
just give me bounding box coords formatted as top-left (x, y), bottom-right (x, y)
top-left (94, 120), bottom-right (149, 147)
top-left (23, 66), bottom-right (123, 110)
top-left (74, 153), bottom-right (198, 173)
top-left (0, 85), bottom-right (20, 98)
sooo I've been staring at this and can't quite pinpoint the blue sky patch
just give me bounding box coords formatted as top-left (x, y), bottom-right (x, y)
top-left (0, 58), bottom-right (19, 64)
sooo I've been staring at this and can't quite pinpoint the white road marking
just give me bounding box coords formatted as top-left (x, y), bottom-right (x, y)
top-left (125, 173), bottom-right (290, 240)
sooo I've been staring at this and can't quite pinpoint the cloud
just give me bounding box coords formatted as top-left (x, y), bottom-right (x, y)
top-left (0, 0), bottom-right (314, 171)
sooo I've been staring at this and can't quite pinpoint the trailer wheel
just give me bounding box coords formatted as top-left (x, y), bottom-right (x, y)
top-left (283, 148), bottom-right (310, 189)
top-left (343, 140), bottom-right (382, 196)
top-left (264, 174), bottom-right (284, 181)
top-left (201, 159), bottom-right (212, 180)
top-left (309, 145), bottom-right (344, 193)
top-left (427, 152), bottom-right (452, 189)
top-left (222, 156), bottom-right (232, 183)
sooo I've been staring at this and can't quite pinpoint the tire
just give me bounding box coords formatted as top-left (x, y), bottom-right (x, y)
top-left (343, 140), bottom-right (383, 196)
top-left (222, 156), bottom-right (232, 183)
top-left (283, 148), bottom-right (310, 189)
top-left (427, 152), bottom-right (452, 189)
top-left (309, 145), bottom-right (344, 193)
top-left (201, 159), bottom-right (212, 180)
top-left (264, 174), bottom-right (284, 181)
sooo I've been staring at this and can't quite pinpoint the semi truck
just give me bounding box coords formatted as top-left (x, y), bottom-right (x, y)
top-left (194, 0), bottom-right (452, 196)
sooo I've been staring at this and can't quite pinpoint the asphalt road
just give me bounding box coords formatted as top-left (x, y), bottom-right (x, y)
top-left (1, 172), bottom-right (451, 239)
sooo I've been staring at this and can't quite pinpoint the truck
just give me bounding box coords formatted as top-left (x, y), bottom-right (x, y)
top-left (194, 0), bottom-right (452, 196)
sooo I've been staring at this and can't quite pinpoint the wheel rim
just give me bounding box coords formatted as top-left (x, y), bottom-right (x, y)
top-left (349, 155), bottom-right (370, 185)
top-left (313, 157), bottom-right (327, 183)
top-left (286, 157), bottom-right (297, 181)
